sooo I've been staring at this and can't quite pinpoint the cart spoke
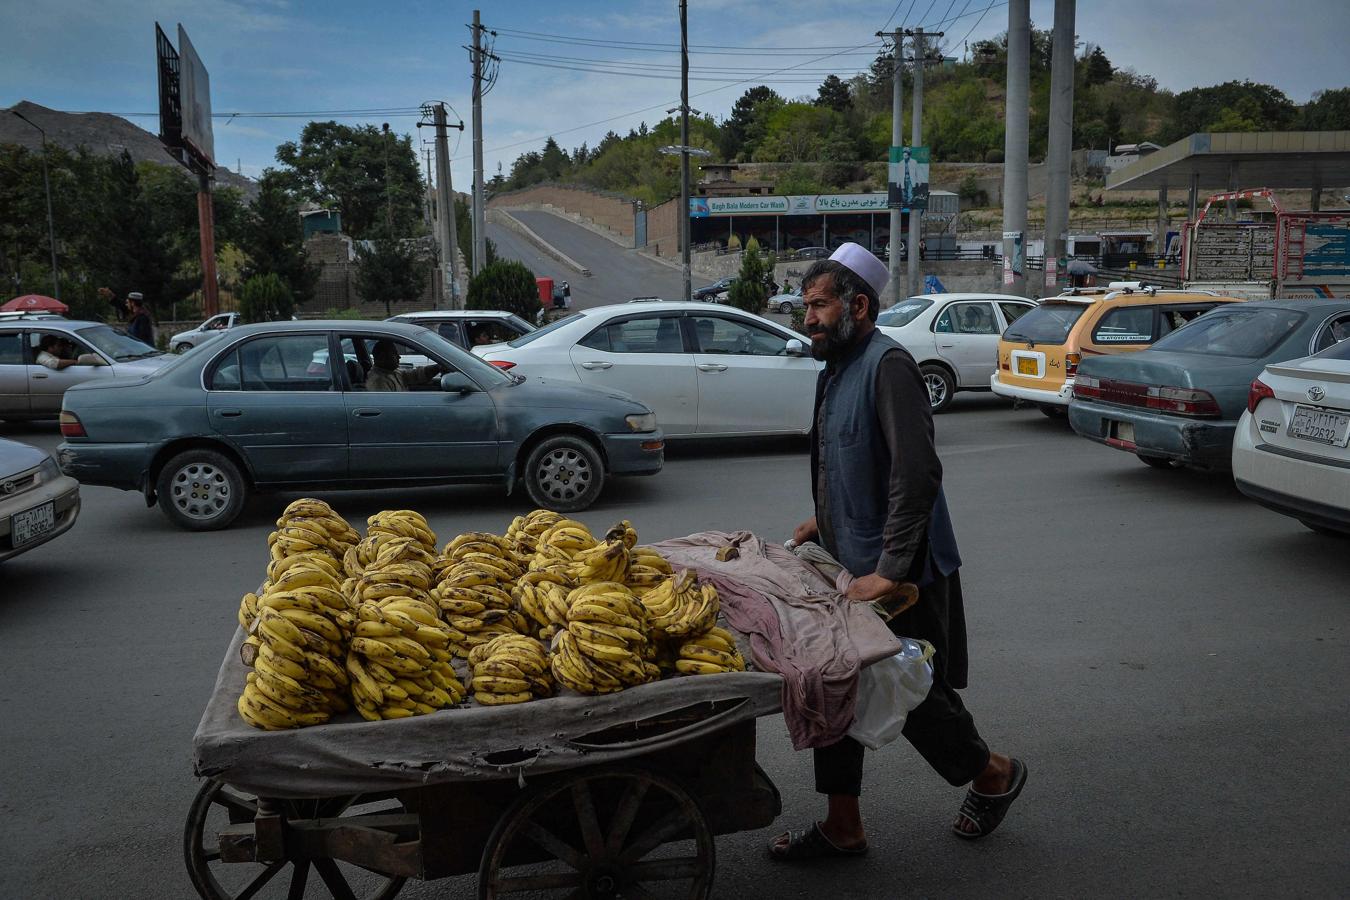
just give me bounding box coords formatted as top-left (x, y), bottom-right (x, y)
top-left (212, 788), bottom-right (258, 824)
top-left (571, 780), bottom-right (606, 858)
top-left (618, 810), bottom-right (688, 865)
top-left (201, 848), bottom-right (221, 863)
top-left (522, 822), bottom-right (586, 870)
top-left (286, 859), bottom-right (311, 900)
top-left (604, 780), bottom-right (649, 855)
top-left (236, 861), bottom-right (287, 900)
top-left (313, 858), bottom-right (359, 900)
top-left (627, 856), bottom-right (703, 881)
top-left (495, 870), bottom-right (585, 893)
top-left (621, 884), bottom-right (657, 900)
top-left (319, 794), bottom-right (359, 818)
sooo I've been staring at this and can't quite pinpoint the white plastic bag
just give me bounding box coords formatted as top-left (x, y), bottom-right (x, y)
top-left (846, 638), bottom-right (935, 751)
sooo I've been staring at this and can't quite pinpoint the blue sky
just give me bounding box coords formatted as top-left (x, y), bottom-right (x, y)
top-left (5, 0), bottom-right (1348, 188)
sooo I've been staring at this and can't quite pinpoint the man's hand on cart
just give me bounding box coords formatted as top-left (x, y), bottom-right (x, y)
top-left (793, 515), bottom-right (819, 545)
top-left (847, 573), bottom-right (920, 622)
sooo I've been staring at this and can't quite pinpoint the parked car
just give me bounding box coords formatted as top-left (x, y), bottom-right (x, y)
top-left (1068, 300), bottom-right (1350, 470)
top-left (768, 291), bottom-right (805, 315)
top-left (1232, 334), bottom-right (1350, 535)
top-left (386, 310), bottom-right (535, 350)
top-left (170, 312), bottom-right (239, 353)
top-left (0, 319), bottom-right (168, 421)
top-left (991, 283), bottom-right (1244, 416)
top-left (692, 278), bottom-right (735, 302)
top-left (57, 320), bottom-right (663, 530)
top-left (792, 246), bottom-right (831, 260)
top-left (472, 302), bottom-right (821, 437)
top-left (0, 437), bottom-right (80, 563)
top-left (878, 293), bottom-right (1036, 412)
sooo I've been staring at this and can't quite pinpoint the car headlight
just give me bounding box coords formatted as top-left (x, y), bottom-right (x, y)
top-left (39, 456), bottom-right (62, 482)
top-left (625, 412), bottom-right (657, 433)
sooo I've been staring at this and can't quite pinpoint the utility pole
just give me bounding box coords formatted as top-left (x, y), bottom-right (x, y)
top-left (9, 109), bottom-right (59, 300)
top-left (429, 102), bottom-right (464, 309)
top-left (905, 27), bottom-right (941, 299)
top-left (878, 27), bottom-right (903, 304)
top-left (679, 0), bottom-right (691, 302)
top-left (469, 9), bottom-right (489, 276)
top-left (197, 168), bottom-right (219, 316)
top-left (1043, 0), bottom-right (1076, 296)
top-left (381, 122), bottom-right (394, 236)
top-left (1002, 0), bottom-right (1031, 294)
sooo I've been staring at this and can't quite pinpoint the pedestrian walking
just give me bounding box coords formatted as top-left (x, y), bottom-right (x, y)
top-left (125, 293), bottom-right (155, 347)
top-left (769, 242), bottom-right (1026, 861)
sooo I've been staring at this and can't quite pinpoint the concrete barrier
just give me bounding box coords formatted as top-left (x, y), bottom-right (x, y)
top-left (488, 208), bottom-right (592, 277)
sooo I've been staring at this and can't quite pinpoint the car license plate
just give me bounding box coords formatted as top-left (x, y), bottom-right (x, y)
top-left (11, 500), bottom-right (55, 548)
top-left (1016, 357), bottom-right (1038, 376)
top-left (1288, 405), bottom-right (1350, 447)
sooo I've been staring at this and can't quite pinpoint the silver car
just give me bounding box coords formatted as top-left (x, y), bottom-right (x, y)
top-left (170, 312), bottom-right (240, 353)
top-left (0, 437), bottom-right (80, 562)
top-left (0, 319), bottom-right (169, 421)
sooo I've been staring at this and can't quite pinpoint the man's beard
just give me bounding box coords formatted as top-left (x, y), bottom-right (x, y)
top-left (807, 312), bottom-right (859, 362)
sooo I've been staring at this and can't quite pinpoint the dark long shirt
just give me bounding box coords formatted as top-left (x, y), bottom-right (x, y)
top-left (126, 313), bottom-right (154, 347)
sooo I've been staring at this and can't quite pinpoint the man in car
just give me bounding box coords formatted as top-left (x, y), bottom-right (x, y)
top-left (35, 334), bottom-right (102, 370)
top-left (770, 243), bottom-right (1026, 862)
top-left (365, 339), bottom-right (442, 392)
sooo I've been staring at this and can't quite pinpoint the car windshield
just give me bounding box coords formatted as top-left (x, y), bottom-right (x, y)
top-left (414, 330), bottom-right (515, 386)
top-left (508, 312), bottom-right (584, 348)
top-left (503, 314), bottom-right (535, 333)
top-left (877, 298), bottom-right (932, 327)
top-left (74, 324), bottom-right (164, 360)
top-left (1003, 302), bottom-right (1088, 345)
top-left (1151, 307), bottom-right (1305, 358)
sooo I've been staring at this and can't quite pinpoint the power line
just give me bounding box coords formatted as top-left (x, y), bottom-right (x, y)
top-left (956, 0), bottom-right (1004, 47)
top-left (492, 50), bottom-right (873, 76)
top-left (490, 26), bottom-right (882, 53)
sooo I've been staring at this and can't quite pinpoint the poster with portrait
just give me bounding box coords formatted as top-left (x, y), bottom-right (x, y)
top-left (888, 145), bottom-right (930, 211)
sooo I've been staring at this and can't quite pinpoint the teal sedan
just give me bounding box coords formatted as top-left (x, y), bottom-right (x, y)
top-left (57, 320), bottom-right (664, 530)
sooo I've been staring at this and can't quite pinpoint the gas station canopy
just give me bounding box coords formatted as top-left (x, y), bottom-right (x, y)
top-left (1106, 131), bottom-right (1350, 192)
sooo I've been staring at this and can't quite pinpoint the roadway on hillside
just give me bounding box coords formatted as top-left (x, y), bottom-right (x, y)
top-left (488, 209), bottom-right (686, 308)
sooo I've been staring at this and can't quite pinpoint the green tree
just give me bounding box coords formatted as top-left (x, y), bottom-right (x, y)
top-left (815, 74), bottom-right (852, 112)
top-left (1084, 46), bottom-right (1113, 86)
top-left (1164, 81), bottom-right (1297, 141)
top-left (720, 86), bottom-right (781, 160)
top-left (1302, 88), bottom-right (1350, 129)
top-left (236, 273), bottom-right (295, 323)
top-left (241, 170), bottom-right (318, 305)
top-left (454, 196), bottom-right (497, 269)
top-left (726, 238), bottom-right (768, 314)
top-left (466, 259), bottom-right (540, 321)
top-left (355, 239), bottom-right (429, 317)
top-left (275, 121), bottom-right (425, 240)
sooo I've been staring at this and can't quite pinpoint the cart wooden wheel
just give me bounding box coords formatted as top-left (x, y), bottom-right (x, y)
top-left (184, 778), bottom-right (407, 900)
top-left (478, 767), bottom-right (715, 900)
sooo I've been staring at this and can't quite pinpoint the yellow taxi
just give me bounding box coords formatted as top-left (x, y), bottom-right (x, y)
top-left (990, 283), bottom-right (1245, 415)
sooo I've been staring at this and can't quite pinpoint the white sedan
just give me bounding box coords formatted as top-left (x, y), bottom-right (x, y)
top-left (170, 312), bottom-right (239, 353)
top-left (1233, 336), bottom-right (1350, 536)
top-left (876, 293), bottom-right (1036, 411)
top-left (473, 302), bottom-right (821, 436)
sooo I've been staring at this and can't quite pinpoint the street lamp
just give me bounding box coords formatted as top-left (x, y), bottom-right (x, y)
top-left (9, 109), bottom-right (59, 300)
top-left (659, 143), bottom-right (711, 302)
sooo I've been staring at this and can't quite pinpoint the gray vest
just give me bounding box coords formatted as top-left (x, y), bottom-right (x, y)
top-left (815, 330), bottom-right (961, 584)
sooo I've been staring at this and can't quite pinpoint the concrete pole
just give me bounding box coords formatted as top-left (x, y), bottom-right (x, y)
top-left (907, 30), bottom-right (925, 299)
top-left (1226, 160), bottom-right (1239, 219)
top-left (679, 0), bottom-right (691, 302)
top-left (471, 9), bottom-right (487, 275)
top-left (1188, 172), bottom-right (1199, 220)
top-left (1002, 0), bottom-right (1031, 295)
top-left (887, 28), bottom-right (904, 304)
top-left (1157, 184), bottom-right (1169, 261)
top-left (433, 104), bottom-right (460, 309)
top-left (1043, 0), bottom-right (1076, 295)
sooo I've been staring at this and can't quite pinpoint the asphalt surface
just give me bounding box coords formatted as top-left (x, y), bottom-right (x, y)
top-left (2, 395), bottom-right (1347, 898)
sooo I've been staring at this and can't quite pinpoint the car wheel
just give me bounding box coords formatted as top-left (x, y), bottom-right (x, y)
top-left (920, 365), bottom-right (954, 413)
top-left (1037, 403), bottom-right (1067, 418)
top-left (156, 448), bottom-right (248, 531)
top-left (1138, 454), bottom-right (1176, 470)
top-left (1301, 519), bottom-right (1350, 537)
top-left (779, 301), bottom-right (794, 315)
top-left (174, 342), bottom-right (194, 354)
top-left (523, 435), bottom-right (605, 513)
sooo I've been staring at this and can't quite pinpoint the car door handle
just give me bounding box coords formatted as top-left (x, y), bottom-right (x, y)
top-left (938, 343), bottom-right (955, 348)
top-left (31, 372), bottom-right (49, 379)
top-left (215, 408), bottom-right (242, 418)
top-left (697, 363), bottom-right (728, 372)
top-left (353, 408), bottom-right (382, 417)
top-left (580, 361), bottom-right (613, 370)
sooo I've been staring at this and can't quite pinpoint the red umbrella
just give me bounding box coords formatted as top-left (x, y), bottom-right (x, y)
top-left (1, 294), bottom-right (69, 314)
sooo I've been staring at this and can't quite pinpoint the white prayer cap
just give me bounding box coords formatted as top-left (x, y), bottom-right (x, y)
top-left (827, 242), bottom-right (888, 297)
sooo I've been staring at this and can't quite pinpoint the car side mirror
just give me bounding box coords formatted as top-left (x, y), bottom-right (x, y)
top-left (785, 338), bottom-right (808, 357)
top-left (440, 371), bottom-right (479, 393)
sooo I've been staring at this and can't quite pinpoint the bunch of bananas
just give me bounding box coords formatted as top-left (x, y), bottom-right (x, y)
top-left (674, 626), bottom-right (747, 675)
top-left (468, 634), bottom-right (554, 705)
top-left (637, 570), bottom-right (720, 639)
top-left (514, 568), bottom-right (576, 640)
top-left (238, 576), bottom-right (355, 730)
top-left (531, 518), bottom-right (598, 569)
top-left (505, 509), bottom-right (565, 558)
top-left (368, 509), bottom-right (437, 554)
top-left (347, 537), bottom-right (437, 610)
top-left (347, 595), bottom-right (465, 720)
top-left (570, 535), bottom-right (631, 584)
top-left (550, 583), bottom-right (660, 694)
top-left (433, 553), bottom-right (530, 658)
top-left (266, 499), bottom-right (359, 566)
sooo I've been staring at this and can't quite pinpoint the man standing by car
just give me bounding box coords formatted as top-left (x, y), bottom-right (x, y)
top-left (770, 243), bottom-right (1026, 861)
top-left (125, 293), bottom-right (155, 346)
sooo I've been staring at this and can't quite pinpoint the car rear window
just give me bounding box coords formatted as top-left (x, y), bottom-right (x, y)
top-left (1003, 303), bottom-right (1088, 345)
top-left (508, 313), bottom-right (583, 348)
top-left (877, 298), bottom-right (932, 327)
top-left (1312, 333), bottom-right (1350, 360)
top-left (1151, 307), bottom-right (1305, 358)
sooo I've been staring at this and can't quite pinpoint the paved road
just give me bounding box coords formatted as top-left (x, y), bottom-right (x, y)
top-left (2, 397), bottom-right (1347, 898)
top-left (489, 210), bottom-right (686, 308)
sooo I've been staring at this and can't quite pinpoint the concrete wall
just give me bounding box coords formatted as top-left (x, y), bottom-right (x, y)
top-left (487, 183), bottom-right (636, 244)
top-left (644, 197), bottom-right (682, 259)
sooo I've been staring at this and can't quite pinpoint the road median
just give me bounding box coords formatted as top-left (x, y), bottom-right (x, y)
top-left (488, 208), bottom-right (591, 277)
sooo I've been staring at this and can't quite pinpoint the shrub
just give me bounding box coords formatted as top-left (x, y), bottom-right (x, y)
top-left (726, 242), bottom-right (769, 314)
top-left (984, 149), bottom-right (1005, 164)
top-left (466, 259), bottom-right (541, 321)
top-left (726, 233), bottom-right (742, 251)
top-left (237, 273), bottom-right (295, 324)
